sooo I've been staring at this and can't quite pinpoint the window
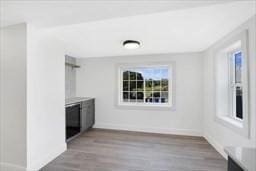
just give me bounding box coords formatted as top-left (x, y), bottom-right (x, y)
top-left (229, 50), bottom-right (243, 120)
top-left (118, 63), bottom-right (173, 108)
top-left (215, 30), bottom-right (249, 137)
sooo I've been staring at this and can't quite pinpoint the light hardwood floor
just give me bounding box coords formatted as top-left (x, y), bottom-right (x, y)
top-left (41, 129), bottom-right (227, 171)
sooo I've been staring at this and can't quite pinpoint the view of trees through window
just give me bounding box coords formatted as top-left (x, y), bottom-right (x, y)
top-left (234, 51), bottom-right (243, 119)
top-left (121, 67), bottom-right (169, 104)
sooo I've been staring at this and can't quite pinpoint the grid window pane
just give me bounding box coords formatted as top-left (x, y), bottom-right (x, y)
top-left (161, 92), bottom-right (168, 103)
top-left (121, 66), bottom-right (170, 106)
top-left (137, 72), bottom-right (144, 81)
top-left (236, 87), bottom-right (243, 119)
top-left (130, 91), bottom-right (137, 100)
top-left (144, 69), bottom-right (153, 80)
top-left (161, 79), bottom-right (168, 91)
top-left (153, 69), bottom-right (162, 80)
top-left (129, 81), bottom-right (136, 91)
top-left (123, 92), bottom-right (129, 102)
top-left (161, 69), bottom-right (169, 79)
top-left (145, 97), bottom-right (153, 103)
top-left (123, 71), bottom-right (129, 80)
top-left (137, 81), bottom-right (144, 91)
top-left (235, 52), bottom-right (242, 83)
top-left (153, 98), bottom-right (161, 103)
top-left (145, 91), bottom-right (152, 103)
top-left (123, 81), bottom-right (129, 91)
top-left (129, 70), bottom-right (137, 80)
top-left (145, 80), bottom-right (153, 91)
top-left (145, 91), bottom-right (152, 98)
top-left (137, 92), bottom-right (144, 100)
top-left (153, 81), bottom-right (161, 91)
top-left (153, 92), bottom-right (160, 98)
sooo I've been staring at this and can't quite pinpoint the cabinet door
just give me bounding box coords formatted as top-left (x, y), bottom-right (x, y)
top-left (81, 99), bottom-right (95, 131)
top-left (91, 99), bottom-right (95, 125)
top-left (86, 104), bottom-right (93, 128)
top-left (81, 107), bottom-right (87, 132)
top-left (81, 100), bottom-right (90, 131)
top-left (90, 99), bottom-right (95, 126)
top-left (85, 107), bottom-right (91, 129)
top-left (86, 99), bottom-right (95, 129)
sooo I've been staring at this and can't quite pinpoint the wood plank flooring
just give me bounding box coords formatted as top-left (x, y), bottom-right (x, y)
top-left (41, 129), bottom-right (227, 171)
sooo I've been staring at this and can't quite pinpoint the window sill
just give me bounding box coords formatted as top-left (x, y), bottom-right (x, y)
top-left (116, 103), bottom-right (175, 111)
top-left (215, 115), bottom-right (248, 138)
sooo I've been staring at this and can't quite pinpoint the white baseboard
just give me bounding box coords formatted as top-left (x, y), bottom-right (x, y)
top-left (94, 123), bottom-right (203, 137)
top-left (204, 133), bottom-right (227, 159)
top-left (26, 143), bottom-right (67, 171)
top-left (0, 162), bottom-right (26, 171)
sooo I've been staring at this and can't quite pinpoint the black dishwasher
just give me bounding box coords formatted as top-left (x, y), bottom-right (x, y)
top-left (66, 104), bottom-right (81, 140)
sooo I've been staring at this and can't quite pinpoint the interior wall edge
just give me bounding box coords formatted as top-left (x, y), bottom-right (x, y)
top-left (26, 143), bottom-right (67, 171)
top-left (203, 133), bottom-right (228, 159)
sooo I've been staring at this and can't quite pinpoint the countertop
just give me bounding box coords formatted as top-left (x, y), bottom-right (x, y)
top-left (65, 97), bottom-right (94, 105)
top-left (224, 147), bottom-right (256, 171)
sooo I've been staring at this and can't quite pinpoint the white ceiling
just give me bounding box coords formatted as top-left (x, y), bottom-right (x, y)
top-left (0, 1), bottom-right (227, 28)
top-left (1, 1), bottom-right (256, 58)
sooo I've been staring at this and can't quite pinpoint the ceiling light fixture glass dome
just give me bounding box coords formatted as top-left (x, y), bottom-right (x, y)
top-left (123, 40), bottom-right (140, 49)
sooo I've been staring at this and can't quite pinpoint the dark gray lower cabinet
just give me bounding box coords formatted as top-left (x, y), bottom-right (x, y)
top-left (81, 99), bottom-right (95, 132)
top-left (228, 157), bottom-right (244, 171)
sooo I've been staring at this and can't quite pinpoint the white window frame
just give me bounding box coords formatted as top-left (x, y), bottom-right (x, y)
top-left (215, 30), bottom-right (249, 137)
top-left (116, 62), bottom-right (175, 110)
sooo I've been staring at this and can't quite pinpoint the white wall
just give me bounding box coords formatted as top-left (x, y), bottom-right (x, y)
top-left (0, 24), bottom-right (27, 171)
top-left (26, 25), bottom-right (66, 171)
top-left (203, 16), bottom-right (256, 158)
top-left (76, 53), bottom-right (204, 136)
top-left (65, 56), bottom-right (76, 99)
top-left (0, 23), bottom-right (66, 171)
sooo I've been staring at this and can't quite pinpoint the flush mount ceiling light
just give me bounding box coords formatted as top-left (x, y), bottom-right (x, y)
top-left (123, 40), bottom-right (140, 49)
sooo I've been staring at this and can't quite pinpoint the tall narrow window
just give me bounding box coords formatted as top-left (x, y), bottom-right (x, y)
top-left (118, 64), bottom-right (173, 107)
top-left (215, 30), bottom-right (249, 137)
top-left (230, 50), bottom-right (243, 120)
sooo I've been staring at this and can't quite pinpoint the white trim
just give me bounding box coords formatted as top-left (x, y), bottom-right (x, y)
top-left (204, 133), bottom-right (228, 159)
top-left (0, 162), bottom-right (26, 171)
top-left (214, 115), bottom-right (248, 137)
top-left (94, 123), bottom-right (202, 137)
top-left (26, 143), bottom-right (67, 171)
